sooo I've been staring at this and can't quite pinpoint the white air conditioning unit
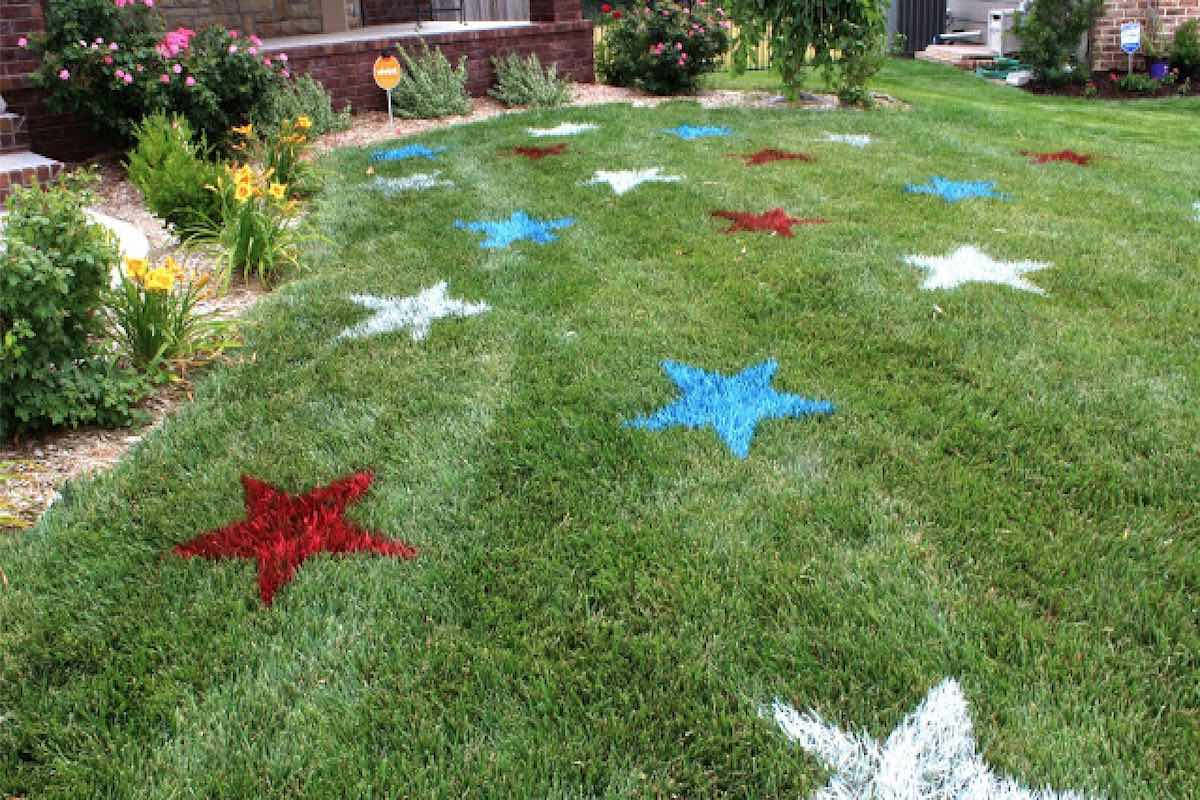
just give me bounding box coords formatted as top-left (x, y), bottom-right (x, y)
top-left (987, 9), bottom-right (1022, 55)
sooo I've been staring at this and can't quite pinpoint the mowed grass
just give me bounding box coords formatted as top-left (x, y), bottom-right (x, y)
top-left (2, 58), bottom-right (1198, 797)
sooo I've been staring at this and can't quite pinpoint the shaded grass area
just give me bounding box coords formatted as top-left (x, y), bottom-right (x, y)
top-left (1, 59), bottom-right (1198, 797)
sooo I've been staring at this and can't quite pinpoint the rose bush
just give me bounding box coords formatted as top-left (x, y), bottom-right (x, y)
top-left (597, 0), bottom-right (731, 94)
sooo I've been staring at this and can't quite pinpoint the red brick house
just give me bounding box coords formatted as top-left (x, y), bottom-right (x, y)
top-left (1092, 0), bottom-right (1200, 71)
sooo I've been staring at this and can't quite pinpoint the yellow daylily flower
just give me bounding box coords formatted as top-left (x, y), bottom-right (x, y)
top-left (232, 123), bottom-right (254, 137)
top-left (268, 182), bottom-right (287, 201)
top-left (295, 115), bottom-right (312, 130)
top-left (124, 256), bottom-right (149, 282)
top-left (143, 267), bottom-right (176, 293)
top-left (234, 182), bottom-right (254, 203)
top-left (163, 255), bottom-right (182, 276)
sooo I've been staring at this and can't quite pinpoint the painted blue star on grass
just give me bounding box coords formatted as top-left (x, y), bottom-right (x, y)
top-left (370, 144), bottom-right (446, 162)
top-left (625, 359), bottom-right (835, 459)
top-left (454, 210), bottom-right (575, 249)
top-left (663, 124), bottom-right (732, 141)
top-left (904, 176), bottom-right (1009, 203)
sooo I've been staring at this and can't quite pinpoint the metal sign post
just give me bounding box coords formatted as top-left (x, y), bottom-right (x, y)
top-left (373, 55), bottom-right (402, 124)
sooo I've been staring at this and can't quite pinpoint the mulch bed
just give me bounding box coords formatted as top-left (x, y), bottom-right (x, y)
top-left (1024, 70), bottom-right (1200, 100)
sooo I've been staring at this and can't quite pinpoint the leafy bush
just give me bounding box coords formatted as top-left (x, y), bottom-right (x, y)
top-left (27, 0), bottom-right (290, 147)
top-left (390, 41), bottom-right (472, 119)
top-left (489, 52), bottom-right (573, 107)
top-left (1117, 72), bottom-right (1160, 94)
top-left (1170, 19), bottom-right (1200, 78)
top-left (1014, 0), bottom-right (1104, 84)
top-left (597, 0), bottom-right (730, 95)
top-left (231, 116), bottom-right (318, 196)
top-left (0, 173), bottom-right (145, 438)
top-left (127, 113), bottom-right (222, 235)
top-left (107, 255), bottom-right (227, 370)
top-left (250, 74), bottom-right (351, 138)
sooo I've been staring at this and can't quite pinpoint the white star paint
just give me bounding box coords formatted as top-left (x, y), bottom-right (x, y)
top-left (904, 245), bottom-right (1050, 294)
top-left (766, 678), bottom-right (1100, 800)
top-left (1193, 200), bottom-right (1200, 221)
top-left (582, 167), bottom-right (683, 196)
top-left (527, 123), bottom-right (599, 137)
top-left (371, 172), bottom-right (454, 194)
top-left (335, 281), bottom-right (490, 342)
top-left (824, 133), bottom-right (872, 148)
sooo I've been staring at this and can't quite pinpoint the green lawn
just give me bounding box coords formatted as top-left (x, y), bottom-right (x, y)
top-left (2, 58), bottom-right (1198, 797)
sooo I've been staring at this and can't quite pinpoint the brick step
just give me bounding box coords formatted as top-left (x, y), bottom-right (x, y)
top-left (0, 113), bottom-right (32, 155)
top-left (0, 151), bottom-right (65, 205)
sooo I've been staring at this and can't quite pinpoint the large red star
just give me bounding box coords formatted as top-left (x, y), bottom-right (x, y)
top-left (1021, 149), bottom-right (1092, 165)
top-left (735, 148), bottom-right (814, 166)
top-left (510, 143), bottom-right (568, 160)
top-left (711, 208), bottom-right (829, 237)
top-left (174, 471), bottom-right (417, 606)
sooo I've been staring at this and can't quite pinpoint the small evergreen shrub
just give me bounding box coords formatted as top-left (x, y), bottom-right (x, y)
top-left (390, 41), bottom-right (472, 119)
top-left (489, 52), bottom-right (572, 107)
top-left (1117, 72), bottom-right (1160, 94)
top-left (127, 113), bottom-right (222, 235)
top-left (250, 74), bottom-right (351, 138)
top-left (1170, 20), bottom-right (1200, 79)
top-left (596, 0), bottom-right (730, 95)
top-left (1014, 0), bottom-right (1104, 85)
top-left (1, 173), bottom-right (144, 438)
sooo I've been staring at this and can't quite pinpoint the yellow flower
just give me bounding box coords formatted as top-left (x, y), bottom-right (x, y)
top-left (234, 182), bottom-right (253, 203)
top-left (268, 182), bottom-right (287, 201)
top-left (124, 256), bottom-right (148, 282)
top-left (232, 123), bottom-right (254, 137)
top-left (143, 267), bottom-right (176, 293)
top-left (295, 115), bottom-right (312, 130)
top-left (163, 256), bottom-right (182, 277)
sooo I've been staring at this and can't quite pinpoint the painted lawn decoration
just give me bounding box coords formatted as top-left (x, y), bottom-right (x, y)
top-left (371, 172), bottom-right (454, 195)
top-left (583, 168), bottom-right (683, 196)
top-left (904, 176), bottom-right (1008, 203)
top-left (174, 472), bottom-right (417, 606)
top-left (904, 245), bottom-right (1050, 294)
top-left (736, 149), bottom-right (814, 166)
top-left (712, 208), bottom-right (829, 237)
top-left (625, 359), bottom-right (834, 459)
top-left (664, 124), bottom-right (732, 140)
top-left (824, 133), bottom-right (872, 148)
top-left (336, 282), bottom-right (491, 342)
top-left (765, 678), bottom-right (1100, 800)
top-left (454, 210), bottom-right (574, 249)
top-left (1193, 201), bottom-right (1199, 221)
top-left (527, 123), bottom-right (598, 137)
top-left (511, 144), bottom-right (568, 160)
top-left (1022, 150), bottom-right (1092, 166)
top-left (370, 144), bottom-right (446, 162)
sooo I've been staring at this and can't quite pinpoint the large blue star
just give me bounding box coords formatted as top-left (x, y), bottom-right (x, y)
top-left (663, 124), bottom-right (732, 141)
top-left (370, 144), bottom-right (446, 162)
top-left (904, 176), bottom-right (1008, 203)
top-left (454, 210), bottom-right (575, 249)
top-left (625, 359), bottom-right (834, 459)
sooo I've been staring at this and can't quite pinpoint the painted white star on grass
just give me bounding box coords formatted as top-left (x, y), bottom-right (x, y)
top-left (335, 281), bottom-right (490, 342)
top-left (1193, 200), bottom-right (1200, 221)
top-left (766, 678), bottom-right (1100, 800)
top-left (824, 133), bottom-right (872, 148)
top-left (904, 245), bottom-right (1050, 294)
top-left (527, 123), bottom-right (598, 137)
top-left (583, 167), bottom-right (683, 196)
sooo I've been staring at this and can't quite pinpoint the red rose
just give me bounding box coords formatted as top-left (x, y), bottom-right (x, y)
top-left (601, 3), bottom-right (611, 11)
top-left (612, 9), bottom-right (622, 17)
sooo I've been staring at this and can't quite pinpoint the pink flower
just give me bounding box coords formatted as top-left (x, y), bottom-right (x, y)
top-left (281, 69), bottom-right (290, 78)
top-left (58, 68), bottom-right (70, 80)
top-left (675, 42), bottom-right (683, 50)
top-left (230, 30), bottom-right (240, 38)
top-left (17, 37), bottom-right (28, 47)
top-left (114, 0), bottom-right (127, 6)
top-left (95, 37), bottom-right (104, 44)
top-left (123, 73), bottom-right (133, 84)
top-left (160, 73), bottom-right (170, 83)
top-left (678, 57), bottom-right (685, 65)
top-left (144, 0), bottom-right (154, 6)
top-left (136, 64), bottom-right (144, 72)
top-left (263, 57), bottom-right (272, 65)
top-left (250, 35), bottom-right (263, 46)
top-left (278, 53), bottom-right (287, 61)
top-left (248, 46), bottom-right (258, 55)
top-left (172, 63), bottom-right (182, 74)
top-left (229, 44), bottom-right (238, 53)
top-left (104, 55), bottom-right (114, 65)
top-left (185, 76), bottom-right (196, 86)
top-left (110, 42), bottom-right (119, 50)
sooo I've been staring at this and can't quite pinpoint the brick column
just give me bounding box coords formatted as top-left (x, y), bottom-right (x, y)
top-left (0, 0), bottom-right (45, 95)
top-left (529, 0), bottom-right (582, 23)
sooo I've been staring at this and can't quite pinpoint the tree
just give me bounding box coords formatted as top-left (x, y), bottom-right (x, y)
top-left (1014, 0), bottom-right (1104, 85)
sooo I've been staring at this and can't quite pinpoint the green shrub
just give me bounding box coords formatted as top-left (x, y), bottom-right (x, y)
top-left (1014, 0), bottom-right (1104, 84)
top-left (390, 41), bottom-right (472, 119)
top-left (1170, 19), bottom-right (1200, 78)
top-left (489, 52), bottom-right (572, 108)
top-left (1117, 72), bottom-right (1160, 94)
top-left (0, 173), bottom-right (145, 438)
top-left (250, 74), bottom-right (351, 138)
top-left (597, 1), bottom-right (730, 95)
top-left (28, 0), bottom-right (289, 148)
top-left (127, 113), bottom-right (222, 235)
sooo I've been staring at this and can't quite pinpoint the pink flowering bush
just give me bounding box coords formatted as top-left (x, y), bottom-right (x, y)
top-left (596, 0), bottom-right (729, 94)
top-left (29, 0), bottom-right (289, 148)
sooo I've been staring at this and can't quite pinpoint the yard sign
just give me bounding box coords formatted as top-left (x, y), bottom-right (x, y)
top-left (374, 55), bottom-right (402, 123)
top-left (1120, 22), bottom-right (1141, 74)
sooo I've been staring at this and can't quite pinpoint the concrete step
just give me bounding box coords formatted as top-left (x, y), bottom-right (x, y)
top-left (0, 151), bottom-right (65, 205)
top-left (0, 113), bottom-right (32, 155)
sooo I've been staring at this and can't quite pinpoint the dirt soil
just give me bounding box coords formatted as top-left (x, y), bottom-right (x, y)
top-left (1024, 70), bottom-right (1199, 100)
top-left (1, 83), bottom-right (857, 532)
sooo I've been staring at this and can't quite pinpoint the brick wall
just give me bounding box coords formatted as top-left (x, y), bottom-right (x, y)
top-left (158, 0), bottom-right (325, 38)
top-left (1092, 0), bottom-right (1200, 71)
top-left (1, 0), bottom-right (44, 92)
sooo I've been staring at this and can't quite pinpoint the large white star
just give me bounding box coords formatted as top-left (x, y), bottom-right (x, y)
top-left (766, 678), bottom-right (1099, 800)
top-left (527, 123), bottom-right (598, 137)
top-left (583, 167), bottom-right (682, 196)
top-left (335, 281), bottom-right (490, 342)
top-left (824, 133), bottom-right (872, 148)
top-left (904, 245), bottom-right (1050, 294)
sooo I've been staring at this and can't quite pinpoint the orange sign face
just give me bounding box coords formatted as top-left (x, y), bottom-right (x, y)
top-left (373, 55), bottom-right (402, 90)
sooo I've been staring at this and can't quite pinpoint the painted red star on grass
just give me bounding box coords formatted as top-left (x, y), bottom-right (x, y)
top-left (174, 471), bottom-right (417, 606)
top-left (510, 143), bottom-right (568, 160)
top-left (711, 208), bottom-right (829, 237)
top-left (1021, 149), bottom-right (1092, 165)
top-left (735, 148), bottom-right (814, 166)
